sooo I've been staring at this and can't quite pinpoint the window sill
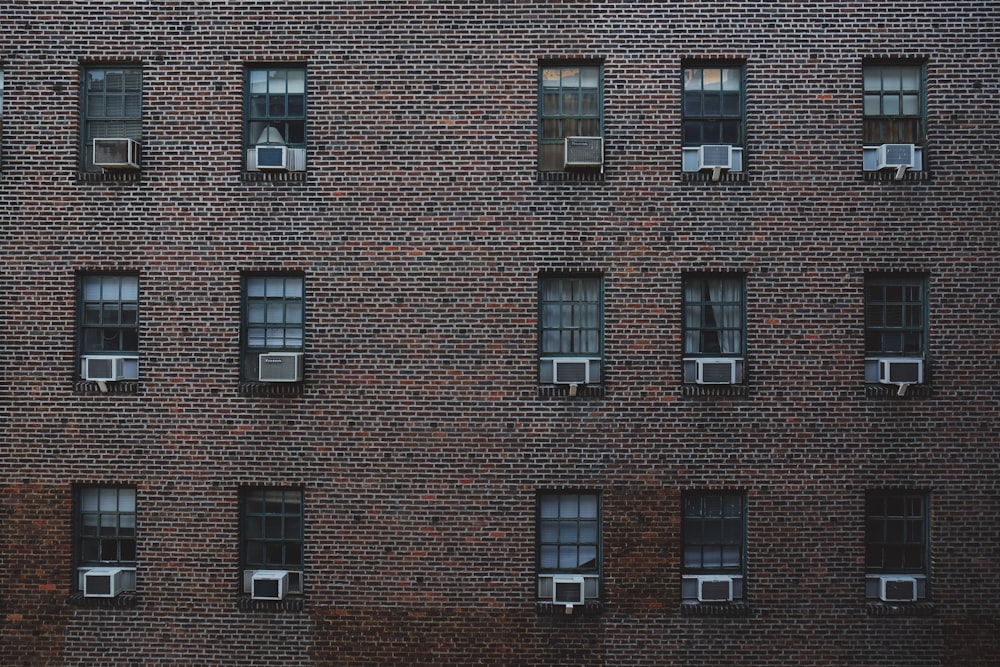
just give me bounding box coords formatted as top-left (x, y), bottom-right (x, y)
top-left (680, 600), bottom-right (751, 617)
top-left (865, 601), bottom-right (936, 617)
top-left (681, 383), bottom-right (749, 398)
top-left (536, 170), bottom-right (604, 183)
top-left (538, 384), bottom-right (605, 399)
top-left (68, 591), bottom-right (139, 608)
top-left (242, 170), bottom-right (306, 183)
top-left (238, 381), bottom-right (304, 397)
top-left (237, 595), bottom-right (305, 612)
top-left (865, 383), bottom-right (934, 400)
top-left (863, 170), bottom-right (930, 182)
top-left (681, 171), bottom-right (748, 184)
top-left (535, 600), bottom-right (604, 617)
top-left (74, 380), bottom-right (139, 395)
top-left (78, 170), bottom-right (140, 184)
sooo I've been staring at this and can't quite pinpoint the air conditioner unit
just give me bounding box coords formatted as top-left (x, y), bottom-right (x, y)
top-left (552, 358), bottom-right (592, 385)
top-left (698, 144), bottom-right (733, 170)
top-left (258, 352), bottom-right (304, 382)
top-left (563, 136), bottom-right (603, 167)
top-left (551, 575), bottom-right (586, 610)
top-left (876, 143), bottom-right (916, 170)
top-left (93, 138), bottom-right (140, 169)
top-left (251, 570), bottom-right (289, 601)
top-left (82, 567), bottom-right (125, 598)
top-left (878, 358), bottom-right (923, 385)
top-left (254, 145), bottom-right (289, 171)
top-left (879, 575), bottom-right (917, 602)
top-left (697, 575), bottom-right (735, 602)
top-left (81, 355), bottom-right (127, 382)
top-left (695, 358), bottom-right (739, 385)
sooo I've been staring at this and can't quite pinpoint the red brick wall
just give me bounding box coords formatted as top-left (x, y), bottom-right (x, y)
top-left (1, 2), bottom-right (998, 665)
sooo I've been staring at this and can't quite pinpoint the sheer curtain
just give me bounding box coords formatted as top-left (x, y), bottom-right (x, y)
top-left (709, 278), bottom-right (742, 355)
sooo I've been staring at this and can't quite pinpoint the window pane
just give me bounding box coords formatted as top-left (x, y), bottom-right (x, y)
top-left (286, 69), bottom-right (305, 94)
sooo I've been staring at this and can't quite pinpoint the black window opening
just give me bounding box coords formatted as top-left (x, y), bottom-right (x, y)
top-left (241, 487), bottom-right (305, 597)
top-left (865, 491), bottom-right (929, 602)
top-left (78, 274), bottom-right (140, 383)
top-left (681, 491), bottom-right (746, 603)
top-left (74, 486), bottom-right (137, 596)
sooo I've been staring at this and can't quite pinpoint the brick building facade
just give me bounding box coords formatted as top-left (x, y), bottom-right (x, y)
top-left (1, 2), bottom-right (998, 665)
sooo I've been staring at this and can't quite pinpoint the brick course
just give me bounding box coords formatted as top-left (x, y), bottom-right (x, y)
top-left (1, 1), bottom-right (998, 665)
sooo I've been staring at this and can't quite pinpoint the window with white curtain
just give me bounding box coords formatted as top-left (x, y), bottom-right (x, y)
top-left (682, 273), bottom-right (745, 384)
top-left (538, 274), bottom-right (603, 385)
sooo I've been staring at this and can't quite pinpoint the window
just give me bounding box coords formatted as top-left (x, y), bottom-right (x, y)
top-left (681, 492), bottom-right (746, 602)
top-left (863, 63), bottom-right (925, 173)
top-left (78, 274), bottom-right (140, 382)
top-left (682, 273), bottom-right (746, 384)
top-left (864, 273), bottom-right (927, 384)
top-left (538, 63), bottom-right (603, 172)
top-left (81, 65), bottom-right (141, 173)
top-left (0, 66), bottom-right (5, 159)
top-left (865, 491), bottom-right (929, 601)
top-left (240, 487), bottom-right (304, 596)
top-left (538, 274), bottom-right (603, 386)
top-left (74, 486), bottom-right (137, 595)
top-left (241, 274), bottom-right (304, 383)
top-left (536, 492), bottom-right (601, 607)
top-left (682, 63), bottom-right (745, 174)
top-left (244, 66), bottom-right (307, 173)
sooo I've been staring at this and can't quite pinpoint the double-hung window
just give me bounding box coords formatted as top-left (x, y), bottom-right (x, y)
top-left (539, 274), bottom-right (603, 387)
top-left (241, 487), bottom-right (305, 598)
top-left (244, 66), bottom-right (307, 174)
top-left (863, 63), bottom-right (926, 175)
top-left (682, 273), bottom-right (745, 385)
top-left (538, 63), bottom-right (603, 173)
top-left (74, 486), bottom-right (137, 597)
top-left (681, 492), bottom-right (746, 603)
top-left (865, 491), bottom-right (929, 602)
top-left (681, 63), bottom-right (745, 175)
top-left (78, 274), bottom-right (140, 383)
top-left (536, 492), bottom-right (601, 609)
top-left (0, 67), bottom-right (5, 164)
top-left (241, 274), bottom-right (305, 384)
top-left (864, 273), bottom-right (927, 386)
top-left (81, 65), bottom-right (142, 174)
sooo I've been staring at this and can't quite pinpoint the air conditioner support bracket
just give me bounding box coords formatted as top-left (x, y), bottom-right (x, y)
top-left (894, 165), bottom-right (908, 180)
top-left (896, 382), bottom-right (910, 397)
top-left (568, 383), bottom-right (578, 397)
top-left (712, 166), bottom-right (723, 181)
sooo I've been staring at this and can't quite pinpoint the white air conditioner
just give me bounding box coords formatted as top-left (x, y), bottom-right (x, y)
top-left (695, 358), bottom-right (739, 385)
top-left (878, 358), bottom-right (923, 385)
top-left (93, 138), bottom-right (140, 169)
top-left (563, 136), bottom-right (603, 167)
top-left (258, 352), bottom-right (304, 382)
top-left (81, 355), bottom-right (128, 382)
top-left (551, 575), bottom-right (586, 609)
top-left (698, 144), bottom-right (733, 170)
top-left (876, 143), bottom-right (916, 170)
top-left (82, 567), bottom-right (125, 598)
top-left (879, 575), bottom-right (917, 602)
top-left (254, 145), bottom-right (288, 171)
top-left (552, 358), bottom-right (593, 385)
top-left (251, 570), bottom-right (289, 601)
top-left (697, 575), bottom-right (735, 602)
